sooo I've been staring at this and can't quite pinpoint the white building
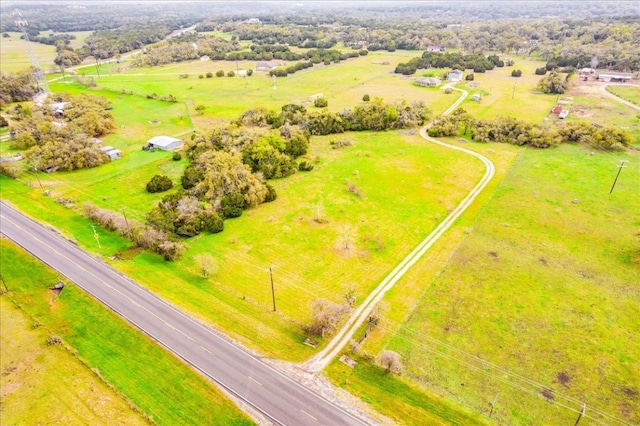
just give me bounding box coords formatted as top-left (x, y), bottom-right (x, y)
top-left (147, 136), bottom-right (182, 151)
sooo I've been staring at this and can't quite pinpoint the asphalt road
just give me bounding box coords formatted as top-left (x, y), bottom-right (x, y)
top-left (0, 201), bottom-right (367, 426)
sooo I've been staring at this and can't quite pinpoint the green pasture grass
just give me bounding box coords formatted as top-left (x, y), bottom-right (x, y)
top-left (326, 358), bottom-right (492, 426)
top-left (77, 51), bottom-right (450, 122)
top-left (66, 30), bottom-right (95, 49)
top-left (1, 130), bottom-right (485, 361)
top-left (0, 297), bottom-right (149, 426)
top-left (378, 142), bottom-right (640, 425)
top-left (0, 32), bottom-right (58, 74)
top-left (0, 239), bottom-right (253, 426)
top-left (456, 57), bottom-right (557, 123)
top-left (606, 85), bottom-right (640, 106)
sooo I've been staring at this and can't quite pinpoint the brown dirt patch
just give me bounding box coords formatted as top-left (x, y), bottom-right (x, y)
top-left (556, 371), bottom-right (571, 387)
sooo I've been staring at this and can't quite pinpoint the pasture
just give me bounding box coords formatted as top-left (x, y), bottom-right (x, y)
top-left (0, 239), bottom-right (253, 425)
top-left (0, 32), bottom-right (58, 74)
top-left (0, 297), bottom-right (148, 426)
top-left (364, 141), bottom-right (640, 425)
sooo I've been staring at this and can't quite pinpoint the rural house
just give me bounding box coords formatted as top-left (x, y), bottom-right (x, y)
top-left (256, 62), bottom-right (279, 71)
top-left (426, 45), bottom-right (446, 52)
top-left (415, 77), bottom-right (441, 87)
top-left (447, 69), bottom-right (464, 82)
top-left (146, 136), bottom-right (182, 151)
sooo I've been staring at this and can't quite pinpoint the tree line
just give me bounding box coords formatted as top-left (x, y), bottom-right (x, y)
top-left (428, 109), bottom-right (631, 151)
top-left (395, 52), bottom-right (506, 76)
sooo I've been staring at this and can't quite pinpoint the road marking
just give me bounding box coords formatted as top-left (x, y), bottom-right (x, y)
top-left (248, 376), bottom-right (262, 386)
top-left (200, 345), bottom-right (214, 356)
top-left (300, 409), bottom-right (317, 421)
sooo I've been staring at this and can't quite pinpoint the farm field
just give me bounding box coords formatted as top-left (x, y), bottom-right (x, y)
top-left (606, 85), bottom-right (640, 106)
top-left (0, 297), bottom-right (148, 426)
top-left (0, 239), bottom-right (254, 425)
top-left (0, 32), bottom-right (58, 74)
top-left (354, 142), bottom-right (639, 425)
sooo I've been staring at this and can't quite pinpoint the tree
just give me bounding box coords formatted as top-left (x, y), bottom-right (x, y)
top-left (246, 69), bottom-right (253, 76)
top-left (535, 67), bottom-right (547, 75)
top-left (511, 69), bottom-right (522, 77)
top-left (379, 350), bottom-right (402, 373)
top-left (227, 70), bottom-right (235, 77)
top-left (146, 174), bottom-right (173, 193)
top-left (538, 70), bottom-right (569, 94)
top-left (336, 225), bottom-right (356, 256)
top-left (195, 104), bottom-right (206, 115)
top-left (362, 94), bottom-right (370, 102)
top-left (305, 299), bottom-right (350, 337)
top-left (314, 97), bottom-right (328, 108)
top-left (193, 254), bottom-right (217, 278)
top-left (216, 70), bottom-right (225, 77)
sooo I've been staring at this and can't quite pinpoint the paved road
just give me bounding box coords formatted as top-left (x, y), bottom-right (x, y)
top-left (0, 201), bottom-right (367, 426)
top-left (305, 88), bottom-right (496, 372)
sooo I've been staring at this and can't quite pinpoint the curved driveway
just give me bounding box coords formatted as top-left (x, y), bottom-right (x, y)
top-left (0, 201), bottom-right (367, 426)
top-left (305, 88), bottom-right (496, 373)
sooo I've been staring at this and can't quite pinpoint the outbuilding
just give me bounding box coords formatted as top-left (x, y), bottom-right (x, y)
top-left (447, 70), bottom-right (464, 82)
top-left (147, 136), bottom-right (182, 151)
top-left (597, 72), bottom-right (632, 83)
top-left (415, 77), bottom-right (441, 87)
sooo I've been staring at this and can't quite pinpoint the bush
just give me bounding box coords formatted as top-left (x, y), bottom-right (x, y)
top-left (216, 70), bottom-right (224, 77)
top-left (227, 70), bottom-right (235, 77)
top-left (205, 72), bottom-right (213, 78)
top-left (172, 152), bottom-right (182, 161)
top-left (198, 75), bottom-right (204, 79)
top-left (264, 183), bottom-right (278, 202)
top-left (0, 162), bottom-right (22, 178)
top-left (157, 240), bottom-right (185, 261)
top-left (314, 97), bottom-right (328, 108)
top-left (362, 94), bottom-right (370, 102)
top-left (146, 174), bottom-right (173, 193)
top-left (535, 67), bottom-right (547, 75)
top-left (246, 69), bottom-right (253, 76)
top-left (298, 161), bottom-right (314, 171)
top-left (511, 69), bottom-right (522, 77)
top-left (444, 87), bottom-right (453, 94)
top-left (179, 74), bottom-right (189, 79)
top-left (465, 73), bottom-right (474, 81)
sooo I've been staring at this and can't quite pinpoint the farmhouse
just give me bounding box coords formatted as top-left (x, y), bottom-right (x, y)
top-left (415, 77), bottom-right (441, 87)
top-left (597, 72), bottom-right (632, 82)
top-left (256, 61), bottom-right (279, 71)
top-left (447, 69), bottom-right (464, 82)
top-left (426, 45), bottom-right (446, 52)
top-left (147, 136), bottom-right (182, 151)
top-left (99, 145), bottom-right (122, 160)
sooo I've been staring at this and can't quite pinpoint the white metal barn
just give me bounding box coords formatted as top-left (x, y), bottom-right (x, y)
top-left (147, 136), bottom-right (182, 151)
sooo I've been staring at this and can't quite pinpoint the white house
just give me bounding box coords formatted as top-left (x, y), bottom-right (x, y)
top-left (256, 61), bottom-right (278, 71)
top-left (597, 72), bottom-right (632, 82)
top-left (447, 70), bottom-right (464, 82)
top-left (147, 136), bottom-right (182, 151)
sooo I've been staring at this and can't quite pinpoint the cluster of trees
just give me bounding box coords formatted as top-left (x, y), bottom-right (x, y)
top-left (538, 70), bottom-right (571, 94)
top-left (83, 202), bottom-right (185, 261)
top-left (146, 191), bottom-right (224, 237)
top-left (131, 35), bottom-right (239, 67)
top-left (395, 52), bottom-right (505, 75)
top-left (428, 109), bottom-right (631, 151)
top-left (224, 24), bottom-right (337, 49)
top-left (6, 94), bottom-right (116, 172)
top-left (0, 71), bottom-right (38, 106)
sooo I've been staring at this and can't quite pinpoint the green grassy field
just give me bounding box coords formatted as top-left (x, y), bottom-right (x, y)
top-left (606, 85), bottom-right (640, 106)
top-left (0, 239), bottom-right (254, 425)
top-left (0, 297), bottom-right (149, 425)
top-left (0, 32), bottom-right (58, 74)
top-left (368, 142), bottom-right (640, 425)
top-left (0, 127), bottom-right (486, 361)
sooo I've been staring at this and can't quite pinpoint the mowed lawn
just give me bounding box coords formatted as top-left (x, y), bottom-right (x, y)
top-left (0, 298), bottom-right (148, 426)
top-left (0, 240), bottom-right (253, 426)
top-left (381, 142), bottom-right (640, 425)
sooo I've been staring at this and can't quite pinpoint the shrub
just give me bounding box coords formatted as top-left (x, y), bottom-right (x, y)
top-left (511, 69), bottom-right (522, 77)
top-left (0, 162), bottom-right (22, 178)
top-left (179, 74), bottom-right (189, 79)
top-left (535, 67), bottom-right (547, 75)
top-left (362, 94), bottom-right (370, 102)
top-left (172, 152), bottom-right (182, 161)
top-left (227, 70), bottom-right (235, 77)
top-left (198, 75), bottom-right (204, 79)
top-left (264, 183), bottom-right (278, 202)
top-left (216, 70), bottom-right (225, 77)
top-left (298, 161), bottom-right (314, 171)
top-left (246, 69), bottom-right (253, 76)
top-left (314, 97), bottom-right (328, 108)
top-left (465, 73), bottom-right (475, 81)
top-left (146, 174), bottom-right (173, 193)
top-left (205, 72), bottom-right (213, 78)
top-left (157, 240), bottom-right (185, 261)
top-left (444, 87), bottom-right (453, 94)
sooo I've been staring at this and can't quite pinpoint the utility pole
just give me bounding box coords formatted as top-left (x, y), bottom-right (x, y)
top-left (269, 266), bottom-right (276, 312)
top-left (0, 273), bottom-right (8, 293)
top-left (574, 403), bottom-right (586, 426)
top-left (609, 160), bottom-right (627, 194)
top-left (91, 225), bottom-right (101, 248)
top-left (489, 393), bottom-right (500, 417)
top-left (33, 164), bottom-right (44, 192)
top-left (94, 57), bottom-right (101, 78)
top-left (120, 207), bottom-right (131, 236)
